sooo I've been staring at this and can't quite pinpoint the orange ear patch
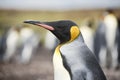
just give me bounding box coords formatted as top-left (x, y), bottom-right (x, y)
top-left (70, 26), bottom-right (80, 42)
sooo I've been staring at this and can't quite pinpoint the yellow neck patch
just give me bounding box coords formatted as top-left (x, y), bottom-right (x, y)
top-left (54, 45), bottom-right (61, 55)
top-left (70, 26), bottom-right (80, 42)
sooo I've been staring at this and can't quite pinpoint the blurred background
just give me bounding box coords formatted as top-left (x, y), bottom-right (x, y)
top-left (0, 0), bottom-right (120, 80)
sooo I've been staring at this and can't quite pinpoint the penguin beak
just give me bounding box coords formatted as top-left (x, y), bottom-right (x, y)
top-left (24, 20), bottom-right (54, 31)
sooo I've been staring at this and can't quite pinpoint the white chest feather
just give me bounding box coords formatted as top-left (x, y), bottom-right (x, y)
top-left (53, 46), bottom-right (70, 80)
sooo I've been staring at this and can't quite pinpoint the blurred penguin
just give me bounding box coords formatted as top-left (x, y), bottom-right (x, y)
top-left (44, 31), bottom-right (59, 52)
top-left (104, 10), bottom-right (118, 69)
top-left (20, 26), bottom-right (40, 63)
top-left (94, 20), bottom-right (107, 68)
top-left (80, 19), bottom-right (94, 53)
top-left (0, 27), bottom-right (9, 61)
top-left (3, 27), bottom-right (20, 62)
top-left (94, 10), bottom-right (118, 69)
top-left (116, 17), bottom-right (120, 69)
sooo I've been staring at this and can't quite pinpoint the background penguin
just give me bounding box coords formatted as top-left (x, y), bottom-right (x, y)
top-left (44, 31), bottom-right (59, 52)
top-left (3, 27), bottom-right (20, 62)
top-left (0, 27), bottom-right (8, 61)
top-left (19, 26), bottom-right (40, 63)
top-left (116, 17), bottom-right (120, 69)
top-left (103, 10), bottom-right (118, 69)
top-left (93, 20), bottom-right (107, 67)
top-left (80, 20), bottom-right (94, 53)
top-left (94, 10), bottom-right (118, 69)
top-left (24, 20), bottom-right (107, 80)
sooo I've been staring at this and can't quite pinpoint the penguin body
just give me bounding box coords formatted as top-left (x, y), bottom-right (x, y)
top-left (60, 36), bottom-right (106, 80)
top-left (24, 20), bottom-right (106, 80)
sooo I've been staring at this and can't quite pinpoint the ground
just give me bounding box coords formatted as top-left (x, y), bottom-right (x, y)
top-left (0, 46), bottom-right (120, 80)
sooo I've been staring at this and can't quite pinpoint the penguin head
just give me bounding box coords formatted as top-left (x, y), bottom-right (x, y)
top-left (24, 20), bottom-right (80, 44)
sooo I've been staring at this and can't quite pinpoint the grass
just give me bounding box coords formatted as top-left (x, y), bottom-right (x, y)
top-left (0, 9), bottom-right (120, 36)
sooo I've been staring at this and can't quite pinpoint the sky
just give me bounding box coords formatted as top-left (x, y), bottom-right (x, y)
top-left (0, 0), bottom-right (120, 11)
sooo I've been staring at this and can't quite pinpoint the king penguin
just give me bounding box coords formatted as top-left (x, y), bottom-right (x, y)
top-left (24, 20), bottom-right (107, 80)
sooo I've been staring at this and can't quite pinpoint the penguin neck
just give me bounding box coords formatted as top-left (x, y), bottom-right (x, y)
top-left (60, 34), bottom-right (84, 46)
top-left (53, 35), bottom-right (84, 80)
top-left (74, 34), bottom-right (84, 43)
